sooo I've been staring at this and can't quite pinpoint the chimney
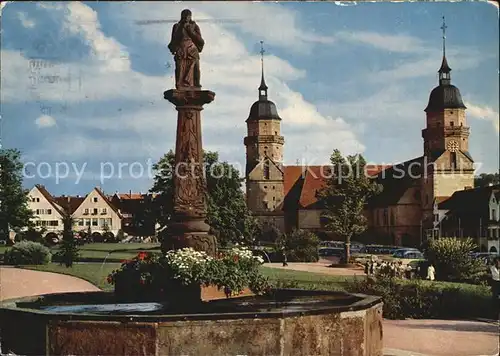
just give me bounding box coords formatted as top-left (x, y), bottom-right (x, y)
top-left (129, 189), bottom-right (132, 198)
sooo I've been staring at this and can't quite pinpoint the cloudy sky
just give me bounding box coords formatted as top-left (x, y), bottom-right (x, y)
top-left (1, 1), bottom-right (498, 196)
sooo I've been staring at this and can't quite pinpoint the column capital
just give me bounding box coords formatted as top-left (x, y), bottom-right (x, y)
top-left (164, 89), bottom-right (215, 108)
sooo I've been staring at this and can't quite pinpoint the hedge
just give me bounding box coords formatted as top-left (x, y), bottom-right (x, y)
top-left (346, 276), bottom-right (495, 320)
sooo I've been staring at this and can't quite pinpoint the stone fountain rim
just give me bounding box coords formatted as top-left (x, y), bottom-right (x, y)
top-left (0, 289), bottom-right (382, 323)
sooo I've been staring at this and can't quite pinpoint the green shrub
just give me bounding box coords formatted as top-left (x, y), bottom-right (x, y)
top-left (426, 237), bottom-right (487, 283)
top-left (53, 216), bottom-right (79, 267)
top-left (3, 241), bottom-right (52, 265)
top-left (277, 229), bottom-right (320, 262)
top-left (346, 276), bottom-right (493, 320)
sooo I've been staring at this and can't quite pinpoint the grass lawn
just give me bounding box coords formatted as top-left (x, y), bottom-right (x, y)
top-left (25, 263), bottom-right (354, 292)
top-left (1, 243), bottom-right (161, 262)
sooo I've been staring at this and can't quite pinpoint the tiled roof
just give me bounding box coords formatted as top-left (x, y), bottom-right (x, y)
top-left (283, 166), bottom-right (306, 197)
top-left (117, 193), bottom-right (144, 200)
top-left (53, 196), bottom-right (85, 214)
top-left (439, 184), bottom-right (500, 218)
top-left (282, 164), bottom-right (391, 209)
top-left (114, 192), bottom-right (159, 200)
top-left (368, 157), bottom-right (423, 207)
top-left (35, 184), bottom-right (66, 216)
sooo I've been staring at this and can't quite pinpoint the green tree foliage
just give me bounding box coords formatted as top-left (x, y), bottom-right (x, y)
top-left (277, 229), bottom-right (320, 262)
top-left (260, 225), bottom-right (282, 243)
top-left (17, 226), bottom-right (45, 243)
top-left (318, 149), bottom-right (382, 263)
top-left (426, 237), bottom-right (486, 283)
top-left (56, 215), bottom-right (80, 267)
top-left (474, 173), bottom-right (500, 187)
top-left (150, 150), bottom-right (260, 247)
top-left (0, 148), bottom-right (33, 242)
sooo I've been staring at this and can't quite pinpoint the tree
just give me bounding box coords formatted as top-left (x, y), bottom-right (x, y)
top-left (276, 229), bottom-right (320, 262)
top-left (318, 150), bottom-right (382, 264)
top-left (474, 173), bottom-right (499, 187)
top-left (150, 150), bottom-right (260, 247)
top-left (0, 148), bottom-right (33, 242)
top-left (56, 215), bottom-right (79, 267)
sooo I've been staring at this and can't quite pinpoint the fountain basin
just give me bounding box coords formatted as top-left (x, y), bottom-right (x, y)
top-left (0, 289), bottom-right (383, 356)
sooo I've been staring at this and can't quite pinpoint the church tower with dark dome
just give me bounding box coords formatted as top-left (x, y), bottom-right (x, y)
top-left (421, 17), bottom-right (475, 218)
top-left (244, 42), bottom-right (285, 231)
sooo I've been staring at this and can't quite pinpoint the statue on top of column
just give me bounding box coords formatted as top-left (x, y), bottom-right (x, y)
top-left (168, 9), bottom-right (205, 90)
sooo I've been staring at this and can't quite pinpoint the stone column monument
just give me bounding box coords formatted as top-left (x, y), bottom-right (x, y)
top-left (163, 9), bottom-right (217, 256)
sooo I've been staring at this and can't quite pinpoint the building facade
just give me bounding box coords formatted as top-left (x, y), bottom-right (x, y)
top-left (27, 184), bottom-right (66, 237)
top-left (70, 188), bottom-right (122, 237)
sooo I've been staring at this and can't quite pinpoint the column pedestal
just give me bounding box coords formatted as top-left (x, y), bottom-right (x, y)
top-left (162, 88), bottom-right (217, 256)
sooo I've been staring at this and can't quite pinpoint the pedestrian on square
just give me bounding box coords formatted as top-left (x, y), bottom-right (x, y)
top-left (427, 263), bottom-right (436, 281)
top-left (489, 257), bottom-right (500, 301)
top-left (282, 247), bottom-right (288, 267)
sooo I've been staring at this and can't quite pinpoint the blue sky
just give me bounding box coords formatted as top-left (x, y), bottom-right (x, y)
top-left (1, 1), bottom-right (498, 196)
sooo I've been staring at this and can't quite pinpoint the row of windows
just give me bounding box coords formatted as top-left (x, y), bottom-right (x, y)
top-left (35, 209), bottom-right (52, 215)
top-left (76, 218), bottom-right (113, 227)
top-left (83, 208), bottom-right (107, 215)
top-left (35, 220), bottom-right (59, 227)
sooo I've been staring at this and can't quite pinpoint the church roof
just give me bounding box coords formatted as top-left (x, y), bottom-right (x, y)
top-left (368, 157), bottom-right (424, 208)
top-left (282, 164), bottom-right (390, 210)
top-left (247, 100), bottom-right (281, 122)
top-left (424, 84), bottom-right (466, 112)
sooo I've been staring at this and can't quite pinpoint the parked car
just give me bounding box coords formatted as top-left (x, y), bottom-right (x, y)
top-left (471, 252), bottom-right (498, 265)
top-left (361, 245), bottom-right (399, 255)
top-left (318, 247), bottom-right (344, 257)
top-left (391, 249), bottom-right (424, 259)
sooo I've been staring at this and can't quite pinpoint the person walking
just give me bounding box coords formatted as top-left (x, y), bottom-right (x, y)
top-left (489, 257), bottom-right (500, 301)
top-left (282, 247), bottom-right (288, 267)
top-left (427, 263), bottom-right (436, 281)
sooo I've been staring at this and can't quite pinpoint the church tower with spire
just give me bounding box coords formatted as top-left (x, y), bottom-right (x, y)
top-left (421, 17), bottom-right (474, 215)
top-left (244, 41), bottom-right (286, 231)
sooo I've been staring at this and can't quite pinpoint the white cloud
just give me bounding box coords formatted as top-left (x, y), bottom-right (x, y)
top-left (336, 31), bottom-right (429, 54)
top-left (17, 11), bottom-right (35, 28)
top-left (35, 115), bottom-right (56, 128)
top-left (1, 2), bottom-right (362, 170)
top-left (465, 102), bottom-right (499, 133)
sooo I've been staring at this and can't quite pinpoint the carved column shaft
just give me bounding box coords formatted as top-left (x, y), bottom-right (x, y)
top-left (163, 89), bottom-right (217, 256)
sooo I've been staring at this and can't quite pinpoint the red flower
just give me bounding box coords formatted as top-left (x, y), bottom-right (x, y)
top-left (233, 255), bottom-right (239, 262)
top-left (106, 276), bottom-right (112, 283)
top-left (139, 279), bottom-right (145, 285)
top-left (137, 251), bottom-right (147, 261)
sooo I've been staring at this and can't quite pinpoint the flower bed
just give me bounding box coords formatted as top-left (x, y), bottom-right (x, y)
top-left (107, 247), bottom-right (269, 304)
